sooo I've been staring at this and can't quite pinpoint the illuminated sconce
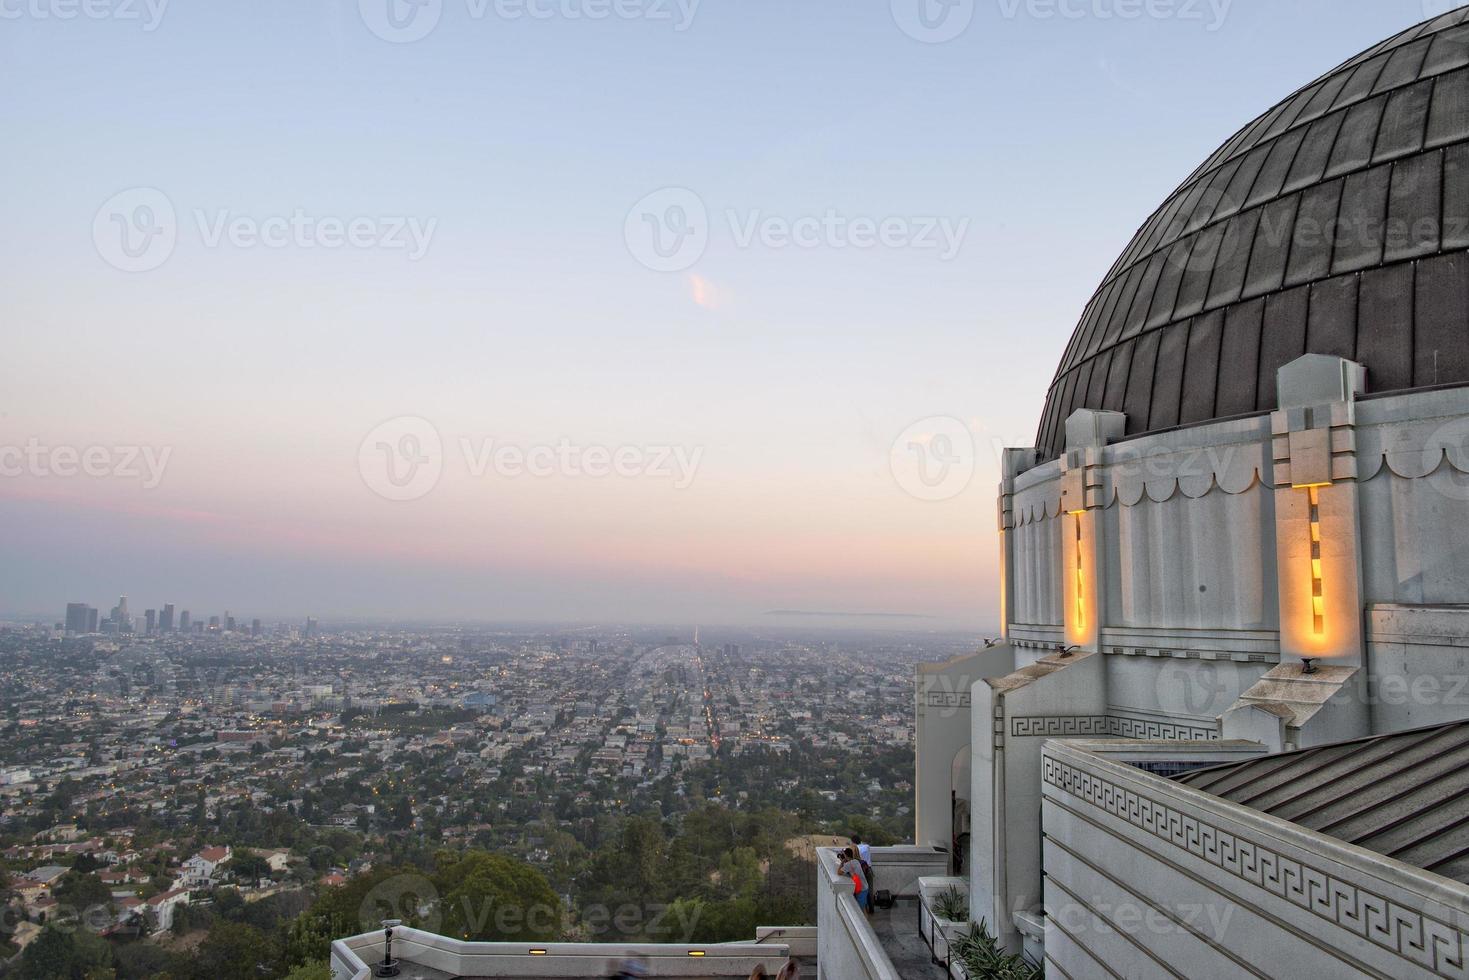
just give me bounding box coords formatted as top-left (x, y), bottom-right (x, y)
top-left (1069, 510), bottom-right (1086, 633)
top-left (1307, 487), bottom-right (1324, 636)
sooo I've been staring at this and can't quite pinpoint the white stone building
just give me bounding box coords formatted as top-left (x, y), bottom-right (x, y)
top-left (911, 9), bottom-right (1469, 977)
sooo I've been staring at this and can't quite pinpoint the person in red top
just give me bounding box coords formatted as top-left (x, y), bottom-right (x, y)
top-left (838, 848), bottom-right (870, 913)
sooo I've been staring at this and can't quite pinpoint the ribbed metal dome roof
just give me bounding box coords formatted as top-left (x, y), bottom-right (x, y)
top-left (1036, 8), bottom-right (1469, 459)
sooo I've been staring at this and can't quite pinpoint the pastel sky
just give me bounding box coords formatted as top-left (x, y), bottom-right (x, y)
top-left (0, 0), bottom-right (1453, 627)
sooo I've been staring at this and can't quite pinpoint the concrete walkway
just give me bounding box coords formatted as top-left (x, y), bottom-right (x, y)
top-left (869, 900), bottom-right (949, 980)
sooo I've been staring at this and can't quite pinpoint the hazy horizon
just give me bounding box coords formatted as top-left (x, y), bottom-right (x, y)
top-left (2, 604), bottom-right (999, 638)
top-left (2, 0), bottom-right (1451, 628)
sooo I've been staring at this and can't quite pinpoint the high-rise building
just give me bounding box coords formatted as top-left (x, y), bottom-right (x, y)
top-left (179, 610), bottom-right (191, 632)
top-left (64, 603), bottom-right (91, 634)
top-left (305, 617), bottom-right (318, 638)
top-left (208, 615), bottom-right (220, 631)
top-left (110, 593), bottom-right (131, 631)
top-left (160, 603), bottom-right (175, 632)
top-left (225, 613), bottom-right (235, 632)
top-left (144, 609), bottom-right (156, 633)
top-left (251, 618), bottom-right (261, 637)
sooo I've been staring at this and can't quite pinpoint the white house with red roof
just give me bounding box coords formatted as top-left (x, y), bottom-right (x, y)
top-left (180, 846), bottom-right (231, 888)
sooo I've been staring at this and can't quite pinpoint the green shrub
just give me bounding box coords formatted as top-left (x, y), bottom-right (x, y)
top-left (949, 919), bottom-right (1041, 980)
top-left (932, 886), bottom-right (968, 922)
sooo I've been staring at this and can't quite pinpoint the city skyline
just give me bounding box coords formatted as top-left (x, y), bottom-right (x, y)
top-left (37, 591), bottom-right (974, 635)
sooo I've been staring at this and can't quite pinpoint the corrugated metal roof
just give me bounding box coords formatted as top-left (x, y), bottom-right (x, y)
top-left (1174, 721), bottom-right (1469, 885)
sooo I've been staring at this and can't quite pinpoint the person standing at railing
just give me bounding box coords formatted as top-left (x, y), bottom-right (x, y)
top-left (851, 835), bottom-right (874, 897)
top-left (839, 848), bottom-right (871, 914)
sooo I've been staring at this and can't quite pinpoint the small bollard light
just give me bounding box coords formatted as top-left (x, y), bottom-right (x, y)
top-left (375, 918), bottom-right (402, 978)
top-left (1302, 658), bottom-right (1318, 675)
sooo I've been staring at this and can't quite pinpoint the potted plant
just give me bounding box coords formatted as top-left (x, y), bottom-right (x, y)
top-left (947, 919), bottom-right (1042, 980)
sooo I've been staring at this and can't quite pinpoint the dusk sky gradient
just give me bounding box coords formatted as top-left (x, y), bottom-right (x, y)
top-left (0, 0), bottom-right (1456, 627)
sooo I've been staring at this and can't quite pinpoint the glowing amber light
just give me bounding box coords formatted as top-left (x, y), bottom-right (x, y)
top-left (1072, 512), bottom-right (1085, 632)
top-left (1308, 487), bottom-right (1325, 636)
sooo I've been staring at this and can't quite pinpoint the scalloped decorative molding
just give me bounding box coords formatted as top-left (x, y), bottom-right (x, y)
top-left (1009, 437), bottom-right (1469, 527)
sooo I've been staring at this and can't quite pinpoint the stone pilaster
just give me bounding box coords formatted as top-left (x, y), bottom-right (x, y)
top-left (1060, 410), bottom-right (1124, 652)
top-left (998, 448), bottom-right (1038, 640)
top-left (1269, 355), bottom-right (1367, 669)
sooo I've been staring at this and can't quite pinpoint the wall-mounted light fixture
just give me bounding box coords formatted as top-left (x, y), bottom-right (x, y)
top-left (1307, 486), bottom-right (1325, 636)
top-left (1069, 510), bottom-right (1086, 634)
